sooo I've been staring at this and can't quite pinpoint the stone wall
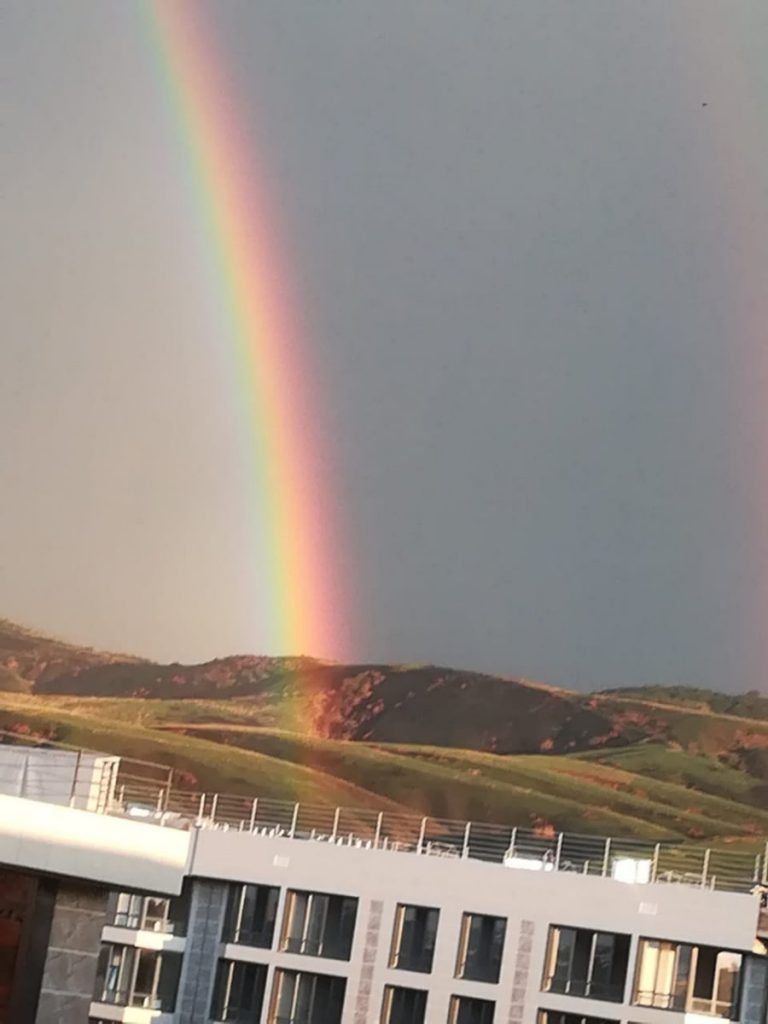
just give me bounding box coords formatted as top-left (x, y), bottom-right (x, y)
top-left (175, 879), bottom-right (228, 1023)
top-left (33, 884), bottom-right (108, 1024)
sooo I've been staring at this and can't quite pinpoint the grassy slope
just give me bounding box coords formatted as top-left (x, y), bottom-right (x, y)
top-left (586, 694), bottom-right (768, 752)
top-left (383, 744), bottom-right (768, 836)
top-left (0, 694), bottom-right (405, 810)
top-left (32, 659), bottom-right (617, 753)
top-left (599, 684), bottom-right (768, 721)
top-left (134, 721), bottom-right (768, 836)
top-left (2, 693), bottom-right (765, 843)
top-left (0, 665), bottom-right (32, 693)
top-left (574, 744), bottom-right (762, 801)
top-left (2, 614), bottom-right (768, 847)
top-left (153, 725), bottom-right (676, 837)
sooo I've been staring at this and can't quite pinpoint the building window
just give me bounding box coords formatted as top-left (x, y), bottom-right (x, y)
top-left (633, 938), bottom-right (742, 1017)
top-left (455, 913), bottom-right (506, 983)
top-left (449, 994), bottom-right (496, 1024)
top-left (94, 943), bottom-right (181, 1012)
top-left (222, 883), bottom-right (280, 948)
top-left (211, 960), bottom-right (267, 1023)
top-left (542, 926), bottom-right (629, 1002)
top-left (280, 890), bottom-right (357, 960)
top-left (389, 904), bottom-right (439, 973)
top-left (381, 984), bottom-right (428, 1024)
top-left (110, 885), bottom-right (190, 935)
top-left (537, 1012), bottom-right (619, 1024)
top-left (268, 968), bottom-right (346, 1024)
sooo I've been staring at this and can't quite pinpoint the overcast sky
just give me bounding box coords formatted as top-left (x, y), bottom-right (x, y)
top-left (3, 2), bottom-right (768, 691)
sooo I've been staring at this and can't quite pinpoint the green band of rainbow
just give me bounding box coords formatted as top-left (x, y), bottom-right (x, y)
top-left (144, 1), bottom-right (349, 660)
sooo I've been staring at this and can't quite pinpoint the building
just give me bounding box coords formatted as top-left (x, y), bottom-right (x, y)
top-left (0, 742), bottom-right (766, 1024)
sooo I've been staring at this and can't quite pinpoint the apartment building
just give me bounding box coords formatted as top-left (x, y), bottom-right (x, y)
top-left (87, 814), bottom-right (768, 1024)
top-left (0, 742), bottom-right (766, 1024)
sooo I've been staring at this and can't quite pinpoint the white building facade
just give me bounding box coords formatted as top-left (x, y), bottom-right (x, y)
top-left (88, 825), bottom-right (768, 1024)
top-left (0, 741), bottom-right (765, 1024)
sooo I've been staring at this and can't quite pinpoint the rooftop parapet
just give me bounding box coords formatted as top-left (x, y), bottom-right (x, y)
top-left (1, 732), bottom-right (766, 897)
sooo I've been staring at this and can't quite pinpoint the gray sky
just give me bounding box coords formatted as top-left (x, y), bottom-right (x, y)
top-left (3, 1), bottom-right (768, 690)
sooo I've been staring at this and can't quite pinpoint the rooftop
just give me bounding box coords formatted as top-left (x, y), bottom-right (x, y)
top-left (1, 732), bottom-right (766, 896)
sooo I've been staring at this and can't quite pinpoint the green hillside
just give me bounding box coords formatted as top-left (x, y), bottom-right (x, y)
top-left (1, 618), bottom-right (767, 849)
top-left (0, 691), bottom-right (766, 845)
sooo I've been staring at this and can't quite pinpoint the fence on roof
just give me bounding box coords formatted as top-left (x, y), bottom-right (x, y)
top-left (0, 730), bottom-right (766, 896)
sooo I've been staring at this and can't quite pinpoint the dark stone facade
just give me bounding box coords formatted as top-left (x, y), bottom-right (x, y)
top-left (33, 884), bottom-right (108, 1024)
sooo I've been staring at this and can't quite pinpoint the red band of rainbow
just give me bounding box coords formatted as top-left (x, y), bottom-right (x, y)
top-left (145, 1), bottom-right (350, 662)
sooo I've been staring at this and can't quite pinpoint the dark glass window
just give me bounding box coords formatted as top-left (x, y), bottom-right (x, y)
top-left (449, 994), bottom-right (496, 1024)
top-left (389, 904), bottom-right (439, 973)
top-left (381, 985), bottom-right (428, 1024)
top-left (269, 968), bottom-right (346, 1024)
top-left (280, 890), bottom-right (357, 960)
top-left (211, 960), bottom-right (267, 1022)
top-left (455, 913), bottom-right (506, 983)
top-left (223, 883), bottom-right (280, 948)
top-left (537, 1011), bottom-right (619, 1024)
top-left (543, 926), bottom-right (629, 1002)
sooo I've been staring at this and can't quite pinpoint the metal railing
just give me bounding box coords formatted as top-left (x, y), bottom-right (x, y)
top-left (544, 975), bottom-right (626, 1003)
top-left (1, 731), bottom-right (767, 896)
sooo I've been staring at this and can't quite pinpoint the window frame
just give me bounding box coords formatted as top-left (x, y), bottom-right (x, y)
top-left (388, 903), bottom-right (440, 974)
top-left (210, 958), bottom-right (268, 1023)
top-left (380, 983), bottom-right (429, 1024)
top-left (268, 967), bottom-right (346, 1024)
top-left (223, 882), bottom-right (280, 948)
top-left (279, 889), bottom-right (358, 961)
top-left (542, 925), bottom-right (630, 1003)
top-left (455, 911), bottom-right (507, 984)
top-left (449, 993), bottom-right (497, 1024)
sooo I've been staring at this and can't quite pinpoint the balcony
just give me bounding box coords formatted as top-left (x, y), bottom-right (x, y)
top-left (94, 944), bottom-right (182, 1015)
top-left (633, 940), bottom-right (742, 1019)
top-left (109, 889), bottom-right (190, 937)
top-left (99, 988), bottom-right (166, 1011)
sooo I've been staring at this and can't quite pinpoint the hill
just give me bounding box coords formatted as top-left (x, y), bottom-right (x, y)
top-left (0, 618), bottom-right (143, 684)
top-left (33, 657), bottom-right (626, 753)
top-left (1, 617), bottom-right (767, 844)
top-left (599, 684), bottom-right (768, 722)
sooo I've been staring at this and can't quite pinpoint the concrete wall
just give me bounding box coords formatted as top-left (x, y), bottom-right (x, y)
top-left (0, 794), bottom-right (190, 895)
top-left (189, 828), bottom-right (763, 1024)
top-left (34, 883), bottom-right (108, 1024)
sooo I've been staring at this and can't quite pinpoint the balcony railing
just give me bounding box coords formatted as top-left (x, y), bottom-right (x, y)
top-left (110, 910), bottom-right (177, 934)
top-left (281, 936), bottom-right (349, 959)
top-left (634, 990), bottom-right (735, 1017)
top-left (633, 988), bottom-right (686, 1010)
top-left (2, 730), bottom-right (768, 897)
top-left (223, 926), bottom-right (274, 948)
top-left (544, 975), bottom-right (625, 1003)
top-left (98, 988), bottom-right (165, 1010)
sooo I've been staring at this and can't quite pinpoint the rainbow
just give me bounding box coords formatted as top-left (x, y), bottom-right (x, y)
top-left (143, 1), bottom-right (349, 664)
